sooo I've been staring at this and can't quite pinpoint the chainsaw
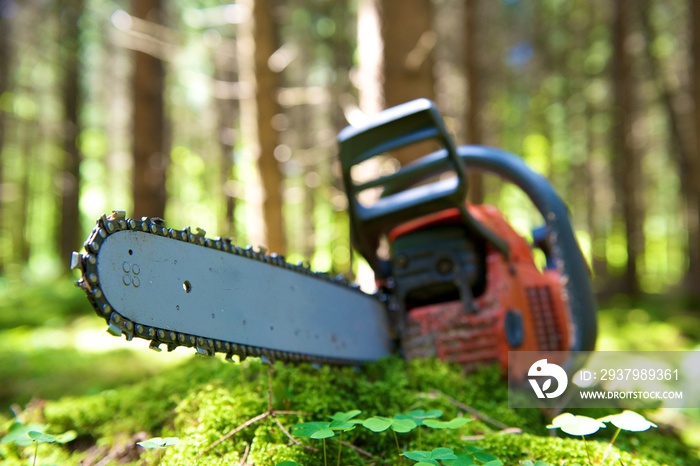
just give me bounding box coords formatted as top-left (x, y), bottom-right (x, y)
top-left (71, 99), bottom-right (597, 374)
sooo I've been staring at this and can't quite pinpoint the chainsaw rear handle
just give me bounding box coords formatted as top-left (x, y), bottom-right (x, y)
top-left (456, 145), bottom-right (597, 352)
top-left (338, 99), bottom-right (508, 270)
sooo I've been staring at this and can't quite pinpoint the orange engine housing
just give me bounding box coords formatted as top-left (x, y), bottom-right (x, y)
top-left (388, 204), bottom-right (573, 372)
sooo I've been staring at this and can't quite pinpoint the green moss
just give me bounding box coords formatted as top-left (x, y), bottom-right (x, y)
top-left (3, 355), bottom-right (694, 465)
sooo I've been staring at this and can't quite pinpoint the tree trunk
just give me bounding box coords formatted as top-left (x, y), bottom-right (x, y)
top-left (238, 0), bottom-right (285, 254)
top-left (212, 41), bottom-right (238, 237)
top-left (464, 0), bottom-right (484, 203)
top-left (689, 0), bottom-right (700, 295)
top-left (131, 0), bottom-right (167, 219)
top-left (638, 0), bottom-right (700, 298)
top-left (357, 0), bottom-right (436, 164)
top-left (612, 0), bottom-right (643, 296)
top-left (57, 0), bottom-right (84, 268)
top-left (0, 0), bottom-right (11, 274)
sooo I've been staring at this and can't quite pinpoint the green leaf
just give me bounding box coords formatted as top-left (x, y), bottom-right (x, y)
top-left (423, 417), bottom-right (471, 430)
top-left (598, 410), bottom-right (658, 432)
top-left (29, 431), bottom-right (57, 443)
top-left (446, 455), bottom-right (476, 466)
top-left (482, 460), bottom-right (503, 466)
top-left (275, 462), bottom-right (300, 466)
top-left (403, 450), bottom-right (435, 461)
top-left (292, 422), bottom-right (334, 439)
top-left (1, 422), bottom-right (49, 447)
top-left (362, 416), bottom-right (417, 433)
top-left (395, 409), bottom-right (443, 426)
top-left (28, 429), bottom-right (77, 445)
top-left (311, 428), bottom-right (335, 439)
top-left (472, 451), bottom-right (499, 462)
top-left (404, 447), bottom-right (457, 463)
top-left (136, 437), bottom-right (181, 449)
top-left (329, 409), bottom-right (362, 423)
top-left (362, 416), bottom-right (393, 432)
top-left (53, 430), bottom-right (77, 444)
top-left (391, 417), bottom-right (418, 433)
top-left (329, 410), bottom-right (362, 431)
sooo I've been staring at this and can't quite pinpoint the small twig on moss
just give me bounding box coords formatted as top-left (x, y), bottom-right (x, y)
top-left (271, 413), bottom-right (300, 445)
top-left (462, 426), bottom-right (522, 441)
top-left (429, 390), bottom-right (510, 430)
top-left (339, 440), bottom-right (376, 459)
top-left (238, 442), bottom-right (250, 466)
top-left (196, 362), bottom-right (310, 460)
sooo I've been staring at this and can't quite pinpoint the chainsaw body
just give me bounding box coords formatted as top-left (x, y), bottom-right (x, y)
top-left (339, 99), bottom-right (597, 371)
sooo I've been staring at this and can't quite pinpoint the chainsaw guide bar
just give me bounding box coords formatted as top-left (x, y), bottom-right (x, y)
top-left (72, 211), bottom-right (393, 365)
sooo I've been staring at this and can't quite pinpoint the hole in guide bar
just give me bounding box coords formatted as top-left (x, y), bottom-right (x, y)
top-left (128, 249), bottom-right (134, 256)
top-left (183, 280), bottom-right (192, 293)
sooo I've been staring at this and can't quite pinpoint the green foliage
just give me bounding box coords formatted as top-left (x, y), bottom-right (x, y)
top-left (1, 420), bottom-right (76, 466)
top-left (0, 356), bottom-right (695, 465)
top-left (548, 410), bottom-right (661, 465)
top-left (0, 278), bottom-right (86, 330)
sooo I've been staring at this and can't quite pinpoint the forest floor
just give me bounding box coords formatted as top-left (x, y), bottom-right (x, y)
top-left (0, 276), bottom-right (698, 465)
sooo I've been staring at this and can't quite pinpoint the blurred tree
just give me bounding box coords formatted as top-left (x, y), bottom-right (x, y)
top-left (131, 0), bottom-right (167, 219)
top-left (0, 0), bottom-right (11, 274)
top-left (357, 0), bottom-right (436, 163)
top-left (380, 0), bottom-right (435, 109)
top-left (238, 0), bottom-right (285, 254)
top-left (57, 0), bottom-right (84, 268)
top-left (464, 0), bottom-right (484, 203)
top-left (612, 0), bottom-right (643, 296)
top-left (211, 38), bottom-right (238, 236)
top-left (690, 0), bottom-right (700, 295)
top-left (638, 0), bottom-right (700, 298)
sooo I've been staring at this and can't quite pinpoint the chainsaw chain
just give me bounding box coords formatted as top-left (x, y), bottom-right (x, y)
top-left (72, 211), bottom-right (387, 365)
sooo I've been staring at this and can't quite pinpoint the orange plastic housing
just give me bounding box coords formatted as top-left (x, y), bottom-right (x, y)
top-left (391, 205), bottom-right (573, 372)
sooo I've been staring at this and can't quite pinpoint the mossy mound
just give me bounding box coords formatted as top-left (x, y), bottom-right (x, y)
top-left (1, 355), bottom-right (696, 465)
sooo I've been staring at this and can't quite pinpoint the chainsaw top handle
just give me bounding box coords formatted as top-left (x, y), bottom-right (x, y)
top-left (338, 99), bottom-right (596, 353)
top-left (338, 99), bottom-right (509, 272)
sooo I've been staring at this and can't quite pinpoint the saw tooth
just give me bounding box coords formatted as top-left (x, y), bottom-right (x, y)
top-left (109, 210), bottom-right (126, 221)
top-left (149, 341), bottom-right (163, 352)
top-left (70, 252), bottom-right (83, 271)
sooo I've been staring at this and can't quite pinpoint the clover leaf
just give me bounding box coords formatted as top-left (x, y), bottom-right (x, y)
top-left (403, 447), bottom-right (458, 465)
top-left (291, 421), bottom-right (335, 439)
top-left (1, 421), bottom-right (75, 447)
top-left (293, 410), bottom-right (362, 440)
top-left (362, 416), bottom-right (417, 433)
top-left (329, 409), bottom-right (362, 431)
top-left (547, 413), bottom-right (606, 436)
top-left (395, 409), bottom-right (443, 426)
top-left (598, 410), bottom-right (658, 432)
top-left (137, 437), bottom-right (181, 449)
top-left (423, 417), bottom-right (471, 430)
